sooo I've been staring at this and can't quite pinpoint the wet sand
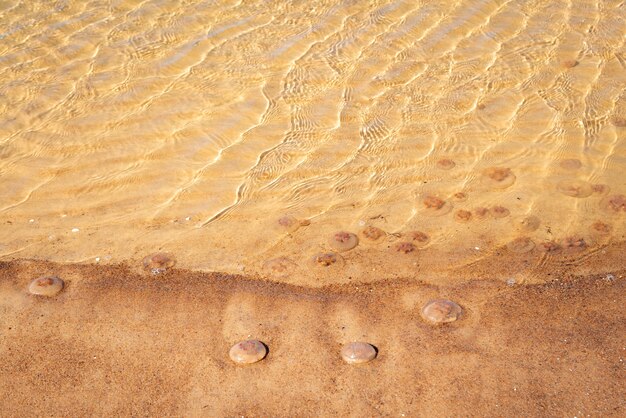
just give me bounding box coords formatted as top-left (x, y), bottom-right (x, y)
top-left (1, 257), bottom-right (624, 416)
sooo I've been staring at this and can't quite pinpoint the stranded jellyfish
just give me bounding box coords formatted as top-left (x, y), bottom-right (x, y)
top-left (490, 206), bottom-right (510, 218)
top-left (28, 276), bottom-right (64, 297)
top-left (328, 231), bottom-right (359, 252)
top-left (142, 252), bottom-right (176, 274)
top-left (562, 236), bottom-right (587, 252)
top-left (405, 231), bottom-right (430, 247)
top-left (229, 340), bottom-right (267, 364)
top-left (506, 237), bottom-right (535, 253)
top-left (436, 159), bottom-right (456, 170)
top-left (360, 226), bottom-right (386, 242)
top-left (454, 210), bottom-right (472, 222)
top-left (394, 242), bottom-right (416, 254)
top-left (276, 215), bottom-right (309, 233)
top-left (341, 342), bottom-right (377, 364)
top-left (421, 194), bottom-right (452, 216)
top-left (600, 194), bottom-right (626, 213)
top-left (421, 300), bottom-right (463, 324)
top-left (556, 179), bottom-right (593, 198)
top-left (311, 252), bottom-right (343, 268)
top-left (262, 257), bottom-right (297, 278)
top-left (481, 167), bottom-right (516, 189)
top-left (559, 159), bottom-right (582, 170)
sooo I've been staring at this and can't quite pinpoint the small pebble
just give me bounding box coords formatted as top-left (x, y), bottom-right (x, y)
top-left (341, 342), bottom-right (377, 364)
top-left (71, 228), bottom-right (80, 233)
top-left (28, 276), bottom-right (64, 297)
top-left (422, 299), bottom-right (463, 324)
top-left (229, 340), bottom-right (267, 364)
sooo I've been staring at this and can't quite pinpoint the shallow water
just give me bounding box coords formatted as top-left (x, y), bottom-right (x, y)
top-left (0, 0), bottom-right (624, 285)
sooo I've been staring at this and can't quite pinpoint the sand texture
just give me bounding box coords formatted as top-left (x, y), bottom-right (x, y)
top-left (1, 259), bottom-right (624, 416)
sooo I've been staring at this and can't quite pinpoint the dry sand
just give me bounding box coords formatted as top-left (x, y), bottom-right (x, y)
top-left (1, 256), bottom-right (624, 417)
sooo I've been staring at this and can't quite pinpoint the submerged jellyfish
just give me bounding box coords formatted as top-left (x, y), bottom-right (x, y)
top-left (262, 257), bottom-right (297, 278)
top-left (360, 226), bottom-right (386, 242)
top-left (421, 300), bottom-right (463, 324)
top-left (537, 241), bottom-right (561, 253)
top-left (454, 210), bottom-right (472, 222)
top-left (404, 231), bottom-right (430, 247)
top-left (481, 167), bottom-right (516, 189)
top-left (341, 342), bottom-right (377, 364)
top-left (311, 252), bottom-right (343, 268)
top-left (506, 237), bottom-right (535, 253)
top-left (28, 276), bottom-right (64, 297)
top-left (328, 231), bottom-right (359, 252)
top-left (436, 159), bottom-right (456, 170)
top-left (276, 215), bottom-right (309, 233)
top-left (490, 206), bottom-right (510, 218)
top-left (394, 241), bottom-right (416, 254)
top-left (559, 159), bottom-right (582, 170)
top-left (591, 221), bottom-right (611, 235)
top-left (562, 236), bottom-right (587, 252)
top-left (229, 340), bottom-right (267, 364)
top-left (600, 194), bottom-right (626, 213)
top-left (556, 179), bottom-right (593, 198)
top-left (421, 195), bottom-right (452, 216)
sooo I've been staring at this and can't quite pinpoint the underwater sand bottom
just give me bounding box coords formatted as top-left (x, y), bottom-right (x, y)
top-left (0, 259), bottom-right (624, 416)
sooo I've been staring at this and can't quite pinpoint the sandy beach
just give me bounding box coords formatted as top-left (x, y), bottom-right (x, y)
top-left (1, 257), bottom-right (624, 416)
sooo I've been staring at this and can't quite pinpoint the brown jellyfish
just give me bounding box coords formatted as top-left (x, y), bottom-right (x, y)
top-left (591, 221), bottom-right (612, 235)
top-left (562, 59), bottom-right (579, 68)
top-left (142, 252), bottom-right (176, 274)
top-left (481, 167), bottom-right (516, 189)
top-left (421, 300), bottom-right (463, 324)
top-left (28, 276), bottom-right (64, 297)
top-left (506, 237), bottom-right (535, 253)
top-left (562, 236), bottom-right (587, 252)
top-left (311, 252), bottom-right (344, 268)
top-left (276, 215), bottom-right (309, 233)
top-left (360, 226), bottom-right (386, 242)
top-left (229, 340), bottom-right (267, 364)
top-left (394, 242), bottom-right (416, 254)
top-left (559, 158), bottom-right (582, 170)
top-left (421, 194), bottom-right (452, 216)
top-left (454, 210), bottom-right (472, 222)
top-left (537, 241), bottom-right (561, 253)
top-left (474, 207), bottom-right (490, 219)
top-left (452, 192), bottom-right (468, 202)
top-left (436, 159), bottom-right (456, 170)
top-left (591, 184), bottom-right (610, 195)
top-left (262, 257), bottom-right (297, 278)
top-left (405, 231), bottom-right (430, 247)
top-left (600, 194), bottom-right (626, 213)
top-left (556, 179), bottom-right (593, 198)
top-left (341, 342), bottom-right (377, 364)
top-left (328, 231), bottom-right (359, 252)
top-left (490, 206), bottom-right (510, 218)
top-left (611, 117), bottom-right (626, 128)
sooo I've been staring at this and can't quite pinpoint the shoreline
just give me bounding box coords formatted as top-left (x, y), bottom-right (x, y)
top-left (1, 259), bottom-right (624, 416)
